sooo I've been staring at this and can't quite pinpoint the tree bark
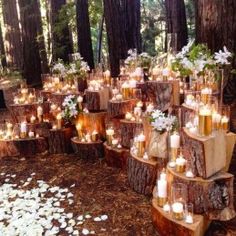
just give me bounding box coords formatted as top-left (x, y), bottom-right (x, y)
top-left (165, 0), bottom-right (188, 51)
top-left (195, 0), bottom-right (236, 104)
top-left (76, 0), bottom-right (94, 69)
top-left (49, 0), bottom-right (73, 63)
top-left (0, 24), bottom-right (7, 68)
top-left (124, 0), bottom-right (142, 53)
top-left (2, 0), bottom-right (22, 69)
top-left (18, 0), bottom-right (44, 86)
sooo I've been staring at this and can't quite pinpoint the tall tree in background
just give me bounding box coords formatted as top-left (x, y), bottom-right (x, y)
top-left (104, 0), bottom-right (127, 77)
top-left (195, 0), bottom-right (236, 104)
top-left (2, 0), bottom-right (22, 69)
top-left (104, 0), bottom-right (141, 76)
top-left (18, 0), bottom-right (44, 85)
top-left (49, 0), bottom-right (73, 63)
top-left (124, 0), bottom-right (142, 53)
top-left (0, 24), bottom-right (7, 68)
top-left (165, 0), bottom-right (188, 51)
top-left (76, 0), bottom-right (94, 69)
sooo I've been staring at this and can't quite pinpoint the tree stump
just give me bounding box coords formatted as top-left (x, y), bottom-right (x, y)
top-left (136, 82), bottom-right (147, 102)
top-left (48, 128), bottom-right (73, 154)
top-left (104, 142), bottom-right (129, 170)
top-left (152, 189), bottom-right (211, 236)
top-left (181, 104), bottom-right (195, 126)
top-left (85, 88), bottom-right (110, 111)
top-left (9, 102), bottom-right (50, 123)
top-left (50, 92), bottom-right (80, 108)
top-left (107, 99), bottom-right (137, 118)
top-left (146, 81), bottom-right (174, 111)
top-left (0, 137), bottom-right (48, 158)
top-left (182, 128), bottom-right (229, 178)
top-left (128, 152), bottom-right (158, 195)
top-left (77, 112), bottom-right (107, 139)
top-left (120, 119), bottom-right (143, 148)
top-left (167, 166), bottom-right (236, 220)
top-left (71, 137), bottom-right (104, 159)
top-left (29, 122), bottom-right (52, 139)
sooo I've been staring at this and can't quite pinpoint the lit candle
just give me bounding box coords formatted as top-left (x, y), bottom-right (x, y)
top-left (20, 122), bottom-right (27, 139)
top-left (143, 152), bottom-right (149, 160)
top-left (28, 93), bottom-right (35, 103)
top-left (111, 138), bottom-right (119, 147)
top-left (76, 123), bottom-right (83, 139)
top-left (28, 131), bottom-right (34, 138)
top-left (37, 106), bottom-right (43, 123)
top-left (212, 112), bottom-right (221, 130)
top-left (30, 115), bottom-right (36, 124)
top-left (115, 94), bottom-right (123, 101)
top-left (135, 67), bottom-right (143, 81)
top-left (157, 171), bottom-right (167, 207)
top-left (104, 70), bottom-right (111, 85)
top-left (56, 113), bottom-right (62, 129)
top-left (175, 154), bottom-right (186, 173)
top-left (36, 134), bottom-right (40, 138)
top-left (77, 96), bottom-right (83, 110)
top-left (185, 214), bottom-right (193, 224)
top-left (163, 203), bottom-right (171, 212)
top-left (200, 87), bottom-right (212, 104)
top-left (6, 122), bottom-right (13, 134)
top-left (186, 170), bottom-right (194, 178)
top-left (221, 116), bottom-right (229, 131)
top-left (125, 112), bottom-right (133, 120)
top-left (91, 130), bottom-right (98, 142)
top-left (136, 101), bottom-right (143, 108)
top-left (106, 128), bottom-right (114, 146)
top-left (170, 132), bottom-right (180, 161)
top-left (198, 106), bottom-right (212, 136)
top-left (112, 88), bottom-right (119, 96)
top-left (121, 82), bottom-right (130, 100)
top-left (136, 133), bottom-right (146, 157)
top-left (172, 202), bottom-right (184, 220)
top-left (85, 133), bottom-right (91, 143)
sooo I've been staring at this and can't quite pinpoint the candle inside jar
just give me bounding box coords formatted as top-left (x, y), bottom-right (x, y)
top-left (170, 132), bottom-right (180, 161)
top-left (221, 116), bottom-right (229, 131)
top-left (172, 202), bottom-right (184, 220)
top-left (175, 154), bottom-right (186, 173)
top-left (56, 113), bottom-right (62, 129)
top-left (157, 171), bottom-right (167, 207)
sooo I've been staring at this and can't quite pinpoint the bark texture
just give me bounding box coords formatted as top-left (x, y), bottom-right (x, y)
top-left (165, 0), bottom-right (188, 51)
top-left (0, 24), bottom-right (7, 67)
top-left (2, 0), bottom-right (22, 69)
top-left (195, 0), bottom-right (236, 104)
top-left (18, 0), bottom-right (44, 85)
top-left (76, 0), bottom-right (94, 69)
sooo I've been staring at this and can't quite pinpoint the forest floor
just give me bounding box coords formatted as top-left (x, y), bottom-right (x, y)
top-left (0, 109), bottom-right (236, 236)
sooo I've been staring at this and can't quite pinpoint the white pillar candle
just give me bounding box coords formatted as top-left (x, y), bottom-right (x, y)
top-left (157, 179), bottom-right (167, 198)
top-left (20, 122), bottom-right (27, 133)
top-left (170, 133), bottom-right (180, 148)
top-left (30, 115), bottom-right (36, 124)
top-left (106, 128), bottom-right (115, 136)
top-left (37, 106), bottom-right (43, 123)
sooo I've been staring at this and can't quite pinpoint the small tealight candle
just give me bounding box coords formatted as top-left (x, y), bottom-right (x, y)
top-left (125, 112), bottom-right (133, 120)
top-left (52, 125), bottom-right (57, 130)
top-left (117, 144), bottom-right (122, 149)
top-left (36, 134), bottom-right (39, 138)
top-left (77, 96), bottom-right (83, 110)
top-left (172, 202), bottom-right (184, 220)
top-left (112, 138), bottom-right (119, 147)
top-left (30, 115), bottom-right (36, 124)
top-left (91, 130), bottom-right (98, 142)
top-left (116, 94), bottom-right (123, 101)
top-left (83, 108), bottom-right (89, 113)
top-left (185, 214), bottom-right (193, 224)
top-left (143, 152), bottom-right (149, 160)
top-left (28, 131), bottom-right (34, 138)
top-left (175, 154), bottom-right (186, 173)
top-left (185, 170), bottom-right (194, 178)
top-left (163, 203), bottom-right (170, 212)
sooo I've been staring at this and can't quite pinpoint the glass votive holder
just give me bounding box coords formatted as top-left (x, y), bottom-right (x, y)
top-left (185, 203), bottom-right (194, 224)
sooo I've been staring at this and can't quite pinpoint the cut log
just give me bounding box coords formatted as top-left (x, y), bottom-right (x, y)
top-left (107, 99), bottom-right (137, 118)
top-left (28, 122), bottom-right (52, 138)
top-left (9, 102), bottom-right (50, 123)
top-left (146, 80), bottom-right (179, 111)
top-left (182, 128), bottom-right (227, 178)
top-left (50, 92), bottom-right (80, 108)
top-left (128, 152), bottom-right (158, 195)
top-left (167, 166), bottom-right (236, 221)
top-left (48, 128), bottom-right (74, 154)
top-left (181, 104), bottom-right (195, 126)
top-left (224, 132), bottom-right (236, 171)
top-left (0, 137), bottom-right (48, 158)
top-left (104, 142), bottom-right (129, 170)
top-left (85, 88), bottom-right (110, 111)
top-left (77, 112), bottom-right (107, 139)
top-left (120, 119), bottom-right (143, 148)
top-left (71, 137), bottom-right (104, 159)
top-left (152, 191), bottom-right (211, 236)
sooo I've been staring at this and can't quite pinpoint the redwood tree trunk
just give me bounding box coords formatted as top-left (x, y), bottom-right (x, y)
top-left (76, 0), bottom-right (94, 69)
top-left (2, 0), bottom-right (22, 69)
top-left (49, 0), bottom-right (73, 63)
top-left (18, 0), bottom-right (43, 86)
top-left (0, 24), bottom-right (7, 68)
top-left (195, 0), bottom-right (236, 104)
top-left (124, 0), bottom-right (142, 53)
top-left (165, 0), bottom-right (188, 51)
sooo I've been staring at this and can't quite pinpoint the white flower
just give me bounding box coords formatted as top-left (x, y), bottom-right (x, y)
top-left (214, 46), bottom-right (232, 65)
top-left (181, 57), bottom-right (194, 71)
top-left (52, 61), bottom-right (66, 75)
top-left (71, 52), bottom-right (83, 61)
